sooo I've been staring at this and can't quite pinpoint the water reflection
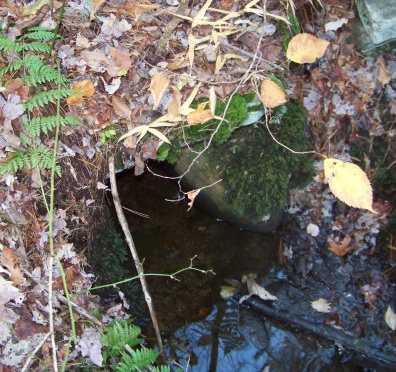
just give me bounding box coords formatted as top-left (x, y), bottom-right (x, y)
top-left (167, 299), bottom-right (335, 372)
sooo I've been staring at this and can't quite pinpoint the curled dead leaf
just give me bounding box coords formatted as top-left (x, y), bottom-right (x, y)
top-left (328, 235), bottom-right (352, 256)
top-left (187, 102), bottom-right (214, 125)
top-left (150, 74), bottom-right (170, 110)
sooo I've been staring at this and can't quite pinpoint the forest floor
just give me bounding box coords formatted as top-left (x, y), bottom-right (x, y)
top-left (0, 0), bottom-right (395, 370)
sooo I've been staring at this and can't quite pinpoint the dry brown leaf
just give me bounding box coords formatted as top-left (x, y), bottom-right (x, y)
top-left (110, 48), bottom-right (132, 73)
top-left (378, 56), bottom-right (391, 87)
top-left (324, 158), bottom-right (375, 212)
top-left (123, 0), bottom-right (159, 20)
top-left (239, 277), bottom-right (278, 303)
top-left (111, 95), bottom-right (131, 119)
top-left (260, 79), bottom-right (287, 108)
top-left (67, 80), bottom-right (95, 106)
top-left (187, 102), bottom-right (214, 125)
top-left (168, 86), bottom-right (181, 117)
top-left (150, 74), bottom-right (170, 110)
top-left (328, 235), bottom-right (352, 256)
top-left (286, 33), bottom-right (329, 64)
top-left (187, 189), bottom-right (201, 211)
top-left (5, 79), bottom-right (30, 100)
top-left (0, 246), bottom-right (24, 285)
top-left (311, 298), bottom-right (331, 313)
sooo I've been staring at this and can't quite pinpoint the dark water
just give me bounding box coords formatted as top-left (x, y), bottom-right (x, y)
top-left (115, 164), bottom-right (366, 372)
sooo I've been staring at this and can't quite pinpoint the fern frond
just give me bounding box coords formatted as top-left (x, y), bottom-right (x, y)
top-left (22, 56), bottom-right (68, 86)
top-left (115, 349), bottom-right (159, 372)
top-left (23, 89), bottom-right (77, 111)
top-left (21, 28), bottom-right (56, 42)
top-left (102, 320), bottom-right (142, 362)
top-left (0, 37), bottom-right (19, 52)
top-left (18, 41), bottom-right (51, 53)
top-left (153, 366), bottom-right (171, 372)
top-left (25, 115), bottom-right (82, 136)
top-left (0, 147), bottom-right (60, 176)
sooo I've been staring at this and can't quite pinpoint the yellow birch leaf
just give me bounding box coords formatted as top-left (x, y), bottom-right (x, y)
top-left (324, 158), bottom-right (375, 212)
top-left (187, 102), bottom-right (213, 125)
top-left (150, 74), bottom-right (170, 110)
top-left (286, 33), bottom-right (329, 64)
top-left (260, 79), bottom-right (287, 108)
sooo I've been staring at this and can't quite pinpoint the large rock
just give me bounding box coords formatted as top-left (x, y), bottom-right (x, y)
top-left (355, 0), bottom-right (396, 45)
top-left (173, 136), bottom-right (284, 233)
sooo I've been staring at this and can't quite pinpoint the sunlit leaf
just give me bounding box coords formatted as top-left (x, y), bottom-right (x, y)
top-left (311, 298), bottom-right (331, 313)
top-left (324, 158), bottom-right (375, 212)
top-left (260, 79), bottom-right (287, 108)
top-left (286, 33), bottom-right (329, 64)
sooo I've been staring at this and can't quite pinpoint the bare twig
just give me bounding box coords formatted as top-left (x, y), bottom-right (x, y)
top-left (21, 331), bottom-right (52, 372)
top-left (108, 156), bottom-right (166, 361)
top-left (156, 0), bottom-right (190, 57)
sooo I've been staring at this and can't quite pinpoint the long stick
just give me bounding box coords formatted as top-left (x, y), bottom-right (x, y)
top-left (108, 157), bottom-right (165, 360)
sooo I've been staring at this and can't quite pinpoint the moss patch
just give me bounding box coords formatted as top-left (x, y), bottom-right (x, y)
top-left (223, 100), bottom-right (313, 217)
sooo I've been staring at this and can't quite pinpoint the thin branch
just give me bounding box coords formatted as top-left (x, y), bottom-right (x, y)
top-left (21, 331), bottom-right (52, 372)
top-left (108, 156), bottom-right (166, 362)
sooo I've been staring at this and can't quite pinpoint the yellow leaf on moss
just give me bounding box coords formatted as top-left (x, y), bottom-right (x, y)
top-left (324, 158), bottom-right (375, 212)
top-left (187, 102), bottom-right (213, 125)
top-left (286, 33), bottom-right (329, 64)
top-left (67, 80), bottom-right (95, 106)
top-left (261, 79), bottom-right (287, 108)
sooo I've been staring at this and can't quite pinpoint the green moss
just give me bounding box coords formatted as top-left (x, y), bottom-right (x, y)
top-left (276, 12), bottom-right (301, 51)
top-left (156, 93), bottom-right (252, 162)
top-left (223, 100), bottom-right (313, 216)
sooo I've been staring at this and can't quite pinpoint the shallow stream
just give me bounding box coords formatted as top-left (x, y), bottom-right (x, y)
top-left (115, 164), bottom-right (372, 371)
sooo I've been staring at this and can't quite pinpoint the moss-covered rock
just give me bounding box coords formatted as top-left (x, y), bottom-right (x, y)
top-left (172, 99), bottom-right (313, 232)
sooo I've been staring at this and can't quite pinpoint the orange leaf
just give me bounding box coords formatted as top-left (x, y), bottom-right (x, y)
top-left (67, 80), bottom-right (95, 106)
top-left (150, 74), bottom-right (170, 110)
top-left (0, 246), bottom-right (23, 285)
top-left (328, 236), bottom-right (352, 256)
top-left (187, 102), bottom-right (213, 125)
top-left (187, 189), bottom-right (200, 211)
top-left (261, 79), bottom-right (287, 108)
top-left (168, 86), bottom-right (181, 117)
top-left (286, 33), bottom-right (329, 64)
top-left (111, 95), bottom-right (131, 119)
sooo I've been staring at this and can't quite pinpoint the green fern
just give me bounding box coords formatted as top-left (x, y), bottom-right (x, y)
top-left (0, 147), bottom-right (61, 176)
top-left (25, 115), bottom-right (82, 137)
top-left (115, 348), bottom-right (159, 372)
top-left (23, 89), bottom-right (78, 111)
top-left (21, 27), bottom-right (58, 42)
top-left (101, 320), bottom-right (142, 361)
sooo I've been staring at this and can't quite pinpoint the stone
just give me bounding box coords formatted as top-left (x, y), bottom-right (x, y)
top-left (355, 0), bottom-right (396, 45)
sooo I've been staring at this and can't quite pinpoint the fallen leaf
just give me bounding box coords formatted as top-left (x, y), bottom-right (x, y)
top-left (150, 74), bottom-right (170, 110)
top-left (0, 246), bottom-right (24, 285)
top-left (307, 223), bottom-right (319, 237)
top-left (261, 79), bottom-right (287, 108)
top-left (385, 305), bottom-right (396, 331)
top-left (286, 33), bottom-right (329, 64)
top-left (67, 80), bottom-right (95, 106)
top-left (324, 158), bottom-right (375, 212)
top-left (378, 57), bottom-right (391, 87)
top-left (240, 277), bottom-right (278, 303)
top-left (187, 102), bottom-right (214, 125)
top-left (111, 95), bottom-right (131, 119)
top-left (220, 286), bottom-right (238, 299)
top-left (328, 235), bottom-right (352, 256)
top-left (311, 298), bottom-right (331, 313)
top-left (5, 79), bottom-right (30, 100)
top-left (187, 189), bottom-right (200, 211)
top-left (168, 86), bottom-right (181, 117)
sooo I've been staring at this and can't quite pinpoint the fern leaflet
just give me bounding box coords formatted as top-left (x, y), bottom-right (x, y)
top-left (0, 37), bottom-right (18, 52)
top-left (21, 28), bottom-right (57, 42)
top-left (0, 147), bottom-right (61, 176)
top-left (115, 349), bottom-right (159, 372)
top-left (23, 89), bottom-right (78, 111)
top-left (25, 115), bottom-right (82, 136)
top-left (18, 41), bottom-right (52, 53)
